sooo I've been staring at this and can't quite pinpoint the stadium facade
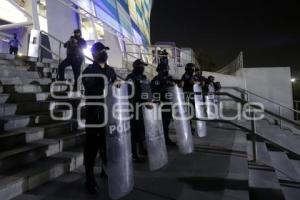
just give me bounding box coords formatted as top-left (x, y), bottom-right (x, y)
top-left (0, 0), bottom-right (196, 78)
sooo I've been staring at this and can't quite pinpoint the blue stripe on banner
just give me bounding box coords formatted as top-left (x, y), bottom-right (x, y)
top-left (118, 0), bottom-right (129, 13)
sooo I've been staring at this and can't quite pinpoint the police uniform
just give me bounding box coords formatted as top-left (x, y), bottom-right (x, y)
top-left (58, 31), bottom-right (87, 90)
top-left (82, 61), bottom-right (116, 188)
top-left (181, 73), bottom-right (194, 93)
top-left (151, 71), bottom-right (175, 145)
top-left (126, 59), bottom-right (151, 158)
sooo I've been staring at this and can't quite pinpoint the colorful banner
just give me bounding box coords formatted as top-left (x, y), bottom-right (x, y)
top-left (93, 0), bottom-right (152, 45)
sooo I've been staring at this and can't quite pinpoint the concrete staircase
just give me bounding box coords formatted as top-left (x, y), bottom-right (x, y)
top-left (1, 54), bottom-right (300, 200)
top-left (0, 55), bottom-right (85, 200)
top-left (11, 121), bottom-right (300, 200)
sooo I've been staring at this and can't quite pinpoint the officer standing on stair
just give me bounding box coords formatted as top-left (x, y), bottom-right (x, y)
top-left (151, 62), bottom-right (176, 145)
top-left (58, 29), bottom-right (87, 91)
top-left (126, 59), bottom-right (151, 162)
top-left (181, 63), bottom-right (196, 99)
top-left (82, 42), bottom-right (117, 194)
top-left (181, 63), bottom-right (197, 133)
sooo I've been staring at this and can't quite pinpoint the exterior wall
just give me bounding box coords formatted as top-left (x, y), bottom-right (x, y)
top-left (203, 68), bottom-right (294, 121)
top-left (203, 71), bottom-right (246, 111)
top-left (203, 71), bottom-right (246, 89)
top-left (46, 0), bottom-right (79, 58)
top-left (104, 31), bottom-right (124, 68)
top-left (242, 67), bottom-right (294, 120)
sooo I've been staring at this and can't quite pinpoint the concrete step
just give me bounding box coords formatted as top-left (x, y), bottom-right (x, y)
top-left (0, 69), bottom-right (40, 79)
top-left (268, 151), bottom-right (300, 200)
top-left (248, 142), bottom-right (285, 200)
top-left (291, 159), bottom-right (300, 177)
top-left (269, 151), bottom-right (300, 182)
top-left (0, 127), bottom-right (44, 152)
top-left (0, 115), bottom-right (31, 131)
top-left (49, 130), bottom-right (86, 151)
top-left (247, 141), bottom-right (273, 165)
top-left (0, 139), bottom-right (60, 172)
top-left (248, 162), bottom-right (285, 200)
top-left (222, 189), bottom-right (249, 200)
top-left (0, 111), bottom-right (64, 131)
top-left (0, 53), bottom-right (16, 61)
top-left (2, 84), bottom-right (68, 94)
top-left (42, 121), bottom-right (78, 138)
top-left (1, 92), bottom-right (50, 103)
top-left (0, 64), bottom-right (30, 71)
top-left (0, 101), bottom-right (51, 117)
top-left (0, 94), bottom-right (9, 103)
top-left (0, 150), bottom-right (83, 200)
top-left (0, 120), bottom-right (81, 152)
top-left (0, 77), bottom-right (52, 85)
top-left (235, 119), bottom-right (300, 156)
top-left (256, 121), bottom-right (300, 156)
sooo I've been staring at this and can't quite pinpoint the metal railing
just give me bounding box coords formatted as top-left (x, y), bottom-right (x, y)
top-left (218, 88), bottom-right (300, 136)
top-left (222, 86), bottom-right (300, 128)
top-left (294, 100), bottom-right (300, 121)
top-left (55, 0), bottom-right (123, 39)
top-left (200, 90), bottom-right (300, 158)
top-left (48, 0), bottom-right (197, 79)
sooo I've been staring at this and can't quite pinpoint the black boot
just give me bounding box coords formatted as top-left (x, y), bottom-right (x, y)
top-left (166, 138), bottom-right (176, 146)
top-left (85, 170), bottom-right (99, 194)
top-left (132, 154), bottom-right (146, 163)
top-left (100, 169), bottom-right (108, 179)
top-left (139, 143), bottom-right (148, 156)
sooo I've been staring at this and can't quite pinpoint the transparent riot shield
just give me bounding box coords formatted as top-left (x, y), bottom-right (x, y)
top-left (205, 84), bottom-right (217, 119)
top-left (143, 104), bottom-right (168, 171)
top-left (172, 85), bottom-right (194, 154)
top-left (106, 83), bottom-right (134, 199)
top-left (193, 84), bottom-right (207, 137)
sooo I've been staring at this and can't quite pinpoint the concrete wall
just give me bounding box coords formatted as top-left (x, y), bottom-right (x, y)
top-left (103, 31), bottom-right (123, 68)
top-left (203, 68), bottom-right (294, 122)
top-left (203, 71), bottom-right (246, 111)
top-left (203, 71), bottom-right (246, 89)
top-left (46, 0), bottom-right (79, 58)
top-left (242, 67), bottom-right (294, 120)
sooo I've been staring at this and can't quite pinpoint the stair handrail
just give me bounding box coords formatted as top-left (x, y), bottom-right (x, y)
top-left (222, 86), bottom-right (300, 115)
top-left (217, 91), bottom-right (300, 133)
top-left (39, 31), bottom-right (131, 81)
top-left (48, 0), bottom-right (196, 73)
top-left (7, 0), bottom-right (33, 20)
top-left (53, 0), bottom-right (129, 43)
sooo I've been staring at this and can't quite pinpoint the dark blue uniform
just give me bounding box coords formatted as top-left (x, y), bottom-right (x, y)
top-left (181, 73), bottom-right (195, 93)
top-left (126, 72), bottom-right (150, 157)
top-left (151, 74), bottom-right (174, 144)
top-left (82, 62), bottom-right (116, 184)
top-left (58, 37), bottom-right (87, 90)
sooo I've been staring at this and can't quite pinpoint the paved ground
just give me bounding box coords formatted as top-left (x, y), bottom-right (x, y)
top-left (13, 122), bottom-right (250, 200)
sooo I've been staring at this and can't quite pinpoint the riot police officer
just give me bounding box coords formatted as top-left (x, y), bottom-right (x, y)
top-left (194, 68), bottom-right (206, 100)
top-left (58, 29), bottom-right (87, 91)
top-left (82, 42), bottom-right (117, 194)
top-left (204, 75), bottom-right (216, 95)
top-left (181, 63), bottom-right (196, 96)
top-left (126, 59), bottom-right (150, 162)
top-left (181, 63), bottom-right (196, 133)
top-left (194, 68), bottom-right (206, 85)
top-left (151, 62), bottom-right (176, 145)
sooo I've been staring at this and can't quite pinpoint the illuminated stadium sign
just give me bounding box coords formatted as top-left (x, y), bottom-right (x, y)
top-left (93, 0), bottom-right (152, 45)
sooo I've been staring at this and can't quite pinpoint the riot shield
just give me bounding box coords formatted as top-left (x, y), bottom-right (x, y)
top-left (171, 85), bottom-right (194, 154)
top-left (205, 84), bottom-right (217, 119)
top-left (193, 84), bottom-right (207, 137)
top-left (140, 79), bottom-right (153, 102)
top-left (143, 104), bottom-right (168, 171)
top-left (106, 83), bottom-right (134, 199)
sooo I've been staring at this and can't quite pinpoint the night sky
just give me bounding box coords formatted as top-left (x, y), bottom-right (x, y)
top-left (150, 0), bottom-right (300, 77)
